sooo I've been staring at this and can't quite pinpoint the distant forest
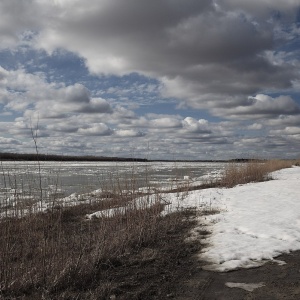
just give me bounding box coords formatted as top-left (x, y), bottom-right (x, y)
top-left (0, 152), bottom-right (148, 162)
top-left (0, 152), bottom-right (256, 163)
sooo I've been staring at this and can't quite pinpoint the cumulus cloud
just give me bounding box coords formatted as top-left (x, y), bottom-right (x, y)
top-left (114, 129), bottom-right (145, 138)
top-left (2, 1), bottom-right (300, 114)
top-left (24, 0), bottom-right (299, 117)
top-left (0, 67), bottom-right (113, 119)
top-left (220, 0), bottom-right (300, 17)
top-left (248, 123), bottom-right (263, 130)
top-left (212, 94), bottom-right (300, 119)
top-left (78, 123), bottom-right (113, 136)
top-left (267, 115), bottom-right (300, 127)
top-left (0, 0), bottom-right (300, 158)
top-left (150, 117), bottom-right (182, 128)
top-left (182, 117), bottom-right (211, 133)
top-left (0, 0), bottom-right (42, 48)
top-left (0, 137), bottom-right (21, 145)
top-left (270, 126), bottom-right (300, 136)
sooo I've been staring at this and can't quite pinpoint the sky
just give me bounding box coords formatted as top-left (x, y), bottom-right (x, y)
top-left (0, 0), bottom-right (300, 160)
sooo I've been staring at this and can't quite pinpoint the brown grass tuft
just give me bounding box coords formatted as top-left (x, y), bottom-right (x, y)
top-left (219, 159), bottom-right (297, 188)
top-left (0, 194), bottom-right (188, 299)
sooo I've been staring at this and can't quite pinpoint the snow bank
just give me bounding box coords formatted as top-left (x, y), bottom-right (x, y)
top-left (163, 166), bottom-right (300, 272)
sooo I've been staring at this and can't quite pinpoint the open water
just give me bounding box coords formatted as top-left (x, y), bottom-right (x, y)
top-left (0, 161), bottom-right (227, 205)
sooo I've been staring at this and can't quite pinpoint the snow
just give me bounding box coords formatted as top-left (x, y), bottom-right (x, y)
top-left (84, 166), bottom-right (300, 272)
top-left (225, 282), bottom-right (265, 292)
top-left (81, 166), bottom-right (300, 272)
top-left (86, 195), bottom-right (160, 219)
top-left (161, 166), bottom-right (300, 272)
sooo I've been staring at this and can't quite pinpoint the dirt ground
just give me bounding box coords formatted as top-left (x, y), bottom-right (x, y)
top-left (174, 245), bottom-right (300, 300)
top-left (98, 213), bottom-right (300, 300)
top-left (93, 211), bottom-right (300, 300)
top-left (2, 209), bottom-right (299, 299)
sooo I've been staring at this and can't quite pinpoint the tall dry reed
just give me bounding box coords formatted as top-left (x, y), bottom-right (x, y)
top-left (220, 159), bottom-right (297, 188)
top-left (0, 197), bottom-right (181, 298)
top-left (0, 162), bottom-right (184, 300)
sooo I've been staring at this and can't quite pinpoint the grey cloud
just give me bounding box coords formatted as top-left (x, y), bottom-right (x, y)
top-left (3, 0), bottom-right (298, 120)
top-left (79, 98), bottom-right (113, 114)
top-left (0, 137), bottom-right (21, 145)
top-left (149, 117), bottom-right (182, 128)
top-left (46, 122), bottom-right (79, 133)
top-left (267, 115), bottom-right (300, 127)
top-left (114, 129), bottom-right (145, 138)
top-left (53, 0), bottom-right (213, 41)
top-left (181, 117), bottom-right (212, 134)
top-left (78, 123), bottom-right (113, 136)
top-left (220, 0), bottom-right (300, 18)
top-left (248, 123), bottom-right (263, 130)
top-left (270, 127), bottom-right (300, 136)
top-left (161, 55), bottom-right (298, 112)
top-left (34, 1), bottom-right (273, 70)
top-left (167, 11), bottom-right (272, 65)
top-left (38, 137), bottom-right (88, 154)
top-left (0, 0), bottom-right (40, 48)
top-left (0, 68), bottom-right (113, 117)
top-left (1, 2), bottom-right (299, 98)
top-left (212, 94), bottom-right (300, 119)
top-left (64, 84), bottom-right (90, 103)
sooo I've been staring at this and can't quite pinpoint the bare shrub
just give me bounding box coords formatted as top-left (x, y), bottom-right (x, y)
top-left (220, 159), bottom-right (296, 188)
top-left (0, 192), bottom-right (184, 299)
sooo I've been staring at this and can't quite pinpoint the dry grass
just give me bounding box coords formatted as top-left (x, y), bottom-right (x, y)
top-left (219, 159), bottom-right (298, 188)
top-left (0, 195), bottom-right (188, 299)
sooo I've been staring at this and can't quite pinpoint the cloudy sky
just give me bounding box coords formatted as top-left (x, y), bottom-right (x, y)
top-left (0, 0), bottom-right (300, 160)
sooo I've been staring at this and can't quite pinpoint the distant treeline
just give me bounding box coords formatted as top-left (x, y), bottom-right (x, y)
top-left (0, 152), bottom-right (265, 163)
top-left (0, 152), bottom-right (148, 162)
top-left (149, 158), bottom-right (263, 163)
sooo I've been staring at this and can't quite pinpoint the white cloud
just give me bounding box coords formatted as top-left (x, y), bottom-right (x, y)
top-left (220, 0), bottom-right (300, 17)
top-left (24, 0), bottom-right (298, 111)
top-left (114, 129), bottom-right (144, 138)
top-left (212, 94), bottom-right (300, 119)
top-left (248, 123), bottom-right (263, 130)
top-left (270, 126), bottom-right (300, 135)
top-left (78, 123), bottom-right (113, 136)
top-left (0, 0), bottom-right (42, 49)
top-left (182, 117), bottom-right (211, 133)
top-left (0, 137), bottom-right (21, 145)
top-left (150, 117), bottom-right (182, 128)
top-left (1, 1), bottom-right (300, 116)
top-left (0, 67), bottom-right (113, 119)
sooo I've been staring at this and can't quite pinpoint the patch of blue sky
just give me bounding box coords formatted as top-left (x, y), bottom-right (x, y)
top-left (0, 49), bottom-right (22, 70)
top-left (0, 47), bottom-right (168, 107)
top-left (264, 89), bottom-right (300, 107)
top-left (0, 111), bottom-right (21, 122)
top-left (0, 45), bottom-right (226, 122)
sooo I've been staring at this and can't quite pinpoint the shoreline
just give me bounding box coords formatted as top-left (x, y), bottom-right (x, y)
top-left (0, 151), bottom-right (277, 163)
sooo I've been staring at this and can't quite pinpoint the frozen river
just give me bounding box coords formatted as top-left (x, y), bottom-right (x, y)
top-left (0, 161), bottom-right (227, 208)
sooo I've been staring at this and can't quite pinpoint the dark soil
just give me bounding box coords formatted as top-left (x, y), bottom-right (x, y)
top-left (94, 218), bottom-right (203, 300)
top-left (98, 216), bottom-right (300, 300)
top-left (173, 248), bottom-right (300, 300)
top-left (46, 209), bottom-right (205, 300)
top-left (0, 209), bottom-right (204, 300)
top-left (2, 206), bottom-right (300, 299)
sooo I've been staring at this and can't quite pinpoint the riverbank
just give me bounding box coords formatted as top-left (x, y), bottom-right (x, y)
top-left (0, 161), bottom-right (299, 299)
top-left (173, 164), bottom-right (300, 299)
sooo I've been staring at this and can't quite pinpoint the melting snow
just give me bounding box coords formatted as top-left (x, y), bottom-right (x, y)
top-left (161, 166), bottom-right (300, 271)
top-left (225, 282), bottom-right (265, 292)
